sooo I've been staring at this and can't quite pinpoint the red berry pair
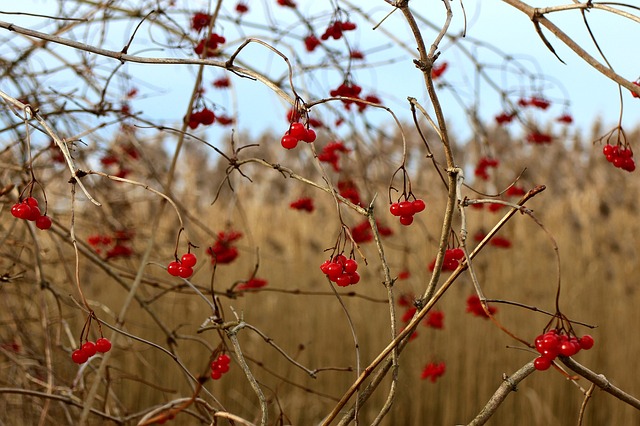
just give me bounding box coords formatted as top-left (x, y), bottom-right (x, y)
top-left (10, 197), bottom-right (52, 230)
top-left (533, 329), bottom-right (594, 371)
top-left (290, 197), bottom-right (314, 212)
top-left (71, 338), bottom-right (112, 364)
top-left (210, 353), bottom-right (231, 380)
top-left (320, 254), bottom-right (360, 287)
top-left (389, 199), bottom-right (426, 226)
top-left (188, 108), bottom-right (215, 129)
top-left (280, 122), bottom-right (316, 149)
top-left (602, 144), bottom-right (635, 172)
top-left (428, 248), bottom-right (464, 272)
top-left (167, 253), bottom-right (197, 279)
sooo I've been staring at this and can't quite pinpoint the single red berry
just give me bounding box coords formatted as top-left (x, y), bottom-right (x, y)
top-left (559, 340), bottom-right (578, 357)
top-left (301, 128), bottom-right (316, 143)
top-left (320, 260), bottom-right (332, 274)
top-left (335, 274), bottom-right (351, 287)
top-left (167, 261), bottom-right (181, 277)
top-left (333, 254), bottom-right (347, 265)
top-left (181, 253), bottom-right (197, 268)
top-left (389, 203), bottom-right (401, 217)
top-left (36, 215), bottom-right (52, 230)
top-left (344, 259), bottom-right (358, 274)
top-left (72, 348), bottom-right (89, 364)
top-left (95, 337), bottom-right (112, 353)
top-left (579, 335), bottom-right (594, 350)
top-left (211, 369), bottom-right (222, 380)
top-left (178, 265), bottom-right (193, 279)
top-left (398, 201), bottom-right (413, 216)
top-left (411, 199), bottom-right (426, 214)
top-left (216, 363), bottom-right (230, 373)
top-left (534, 356), bottom-right (552, 371)
top-left (218, 354), bottom-right (231, 365)
top-left (25, 197), bottom-right (39, 207)
top-left (281, 135), bottom-right (298, 149)
top-left (200, 108), bottom-right (215, 125)
top-left (289, 122), bottom-right (307, 140)
top-left (82, 341), bottom-right (97, 357)
top-left (348, 271), bottom-right (360, 284)
top-left (11, 203), bottom-right (27, 219)
top-left (539, 347), bottom-right (559, 360)
top-left (399, 215), bottom-right (414, 226)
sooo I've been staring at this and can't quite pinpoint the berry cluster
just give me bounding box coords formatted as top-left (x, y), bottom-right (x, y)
top-left (338, 180), bottom-right (361, 206)
top-left (526, 131), bottom-right (553, 145)
top-left (428, 247), bottom-right (464, 272)
top-left (602, 144), bottom-right (635, 172)
top-left (290, 197), bottom-right (314, 212)
top-left (320, 255), bottom-right (360, 287)
top-left (489, 236), bottom-right (512, 248)
top-left (518, 96), bottom-right (551, 110)
top-left (206, 231), bottom-right (242, 265)
top-left (276, 0), bottom-right (296, 7)
top-left (466, 294), bottom-right (497, 318)
top-left (194, 33), bottom-right (226, 57)
top-left (330, 82), bottom-right (362, 109)
top-left (320, 20), bottom-right (357, 41)
top-left (280, 122), bottom-right (316, 149)
top-left (11, 197), bottom-right (52, 230)
top-left (318, 141), bottom-right (350, 171)
top-left (421, 362), bottom-right (446, 382)
top-left (533, 330), bottom-right (595, 371)
top-left (167, 253), bottom-right (197, 279)
top-left (430, 62), bottom-right (448, 80)
top-left (210, 353), bottom-right (231, 380)
top-left (71, 338), bottom-right (112, 364)
top-left (351, 219), bottom-right (393, 244)
top-left (389, 199), bottom-right (426, 226)
top-left (188, 108), bottom-right (215, 129)
top-left (212, 77), bottom-right (231, 88)
top-left (474, 157), bottom-right (499, 181)
top-left (304, 34), bottom-right (321, 52)
top-left (88, 231), bottom-right (134, 259)
top-left (495, 112), bottom-right (516, 125)
top-left (190, 12), bottom-right (211, 32)
top-left (235, 277), bottom-right (268, 291)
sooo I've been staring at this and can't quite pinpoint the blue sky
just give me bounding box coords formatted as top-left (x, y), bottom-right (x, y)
top-left (2, 1), bottom-right (638, 145)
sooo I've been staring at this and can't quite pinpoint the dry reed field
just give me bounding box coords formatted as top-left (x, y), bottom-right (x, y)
top-left (2, 125), bottom-right (640, 425)
top-left (2, 1), bottom-right (640, 425)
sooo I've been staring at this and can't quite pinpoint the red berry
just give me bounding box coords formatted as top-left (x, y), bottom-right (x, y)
top-left (559, 340), bottom-right (578, 357)
top-left (411, 199), bottom-right (426, 214)
top-left (344, 259), bottom-right (358, 274)
top-left (82, 341), bottom-right (97, 357)
top-left (398, 201), bottom-right (413, 216)
top-left (210, 369), bottom-right (222, 380)
top-left (335, 274), bottom-right (351, 287)
top-left (333, 254), bottom-right (347, 265)
top-left (216, 363), bottom-right (230, 373)
top-left (72, 349), bottom-right (89, 364)
top-left (289, 122), bottom-right (306, 139)
top-left (534, 356), bottom-right (552, 371)
top-left (178, 265), bottom-right (193, 279)
top-left (181, 253), bottom-right (197, 268)
top-left (301, 128), bottom-right (316, 143)
top-left (200, 108), bottom-right (215, 125)
top-left (320, 260), bottom-right (332, 274)
top-left (167, 261), bottom-right (181, 276)
top-left (95, 337), bottom-right (112, 353)
top-left (399, 215), bottom-right (413, 226)
top-left (36, 215), bottom-right (52, 230)
top-left (579, 335), bottom-right (594, 350)
top-left (25, 197), bottom-right (39, 207)
top-left (218, 354), bottom-right (231, 365)
top-left (348, 271), bottom-right (360, 284)
top-left (11, 203), bottom-right (26, 219)
top-left (450, 248), bottom-right (465, 260)
top-left (281, 135), bottom-right (298, 149)
top-left (389, 203), bottom-right (401, 216)
top-left (539, 347), bottom-right (559, 360)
